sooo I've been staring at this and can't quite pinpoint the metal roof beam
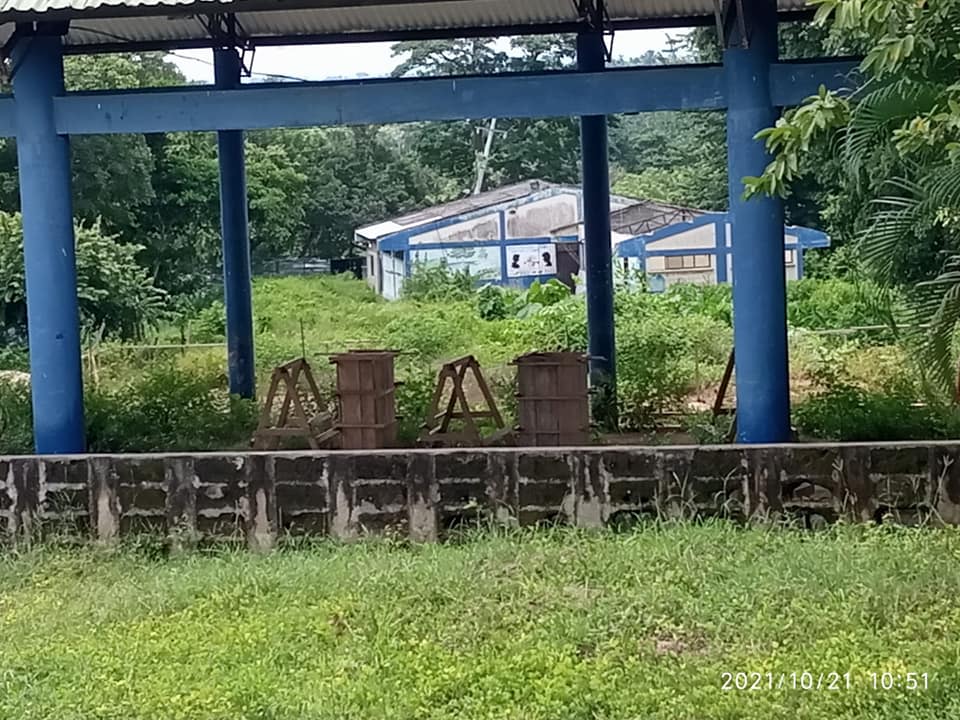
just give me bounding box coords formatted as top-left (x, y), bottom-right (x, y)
top-left (0, 58), bottom-right (857, 137)
top-left (52, 65), bottom-right (728, 135)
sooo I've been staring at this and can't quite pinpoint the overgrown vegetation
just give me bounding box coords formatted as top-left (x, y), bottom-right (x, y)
top-left (1, 525), bottom-right (959, 719)
top-left (1, 269), bottom-right (953, 452)
top-left (0, 211), bottom-right (164, 343)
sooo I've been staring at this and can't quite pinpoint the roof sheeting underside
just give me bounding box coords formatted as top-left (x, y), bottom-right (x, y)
top-left (0, 0), bottom-right (811, 50)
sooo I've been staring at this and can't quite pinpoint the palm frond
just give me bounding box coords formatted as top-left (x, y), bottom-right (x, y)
top-left (859, 162), bottom-right (960, 284)
top-left (900, 267), bottom-right (960, 395)
top-left (844, 78), bottom-right (943, 176)
top-left (858, 190), bottom-right (926, 283)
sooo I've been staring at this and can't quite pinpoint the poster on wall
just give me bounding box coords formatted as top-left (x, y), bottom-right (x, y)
top-left (506, 243), bottom-right (555, 278)
top-left (410, 246), bottom-right (501, 281)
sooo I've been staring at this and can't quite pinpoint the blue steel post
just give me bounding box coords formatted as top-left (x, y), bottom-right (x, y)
top-left (577, 31), bottom-right (617, 429)
top-left (12, 30), bottom-right (85, 453)
top-left (214, 47), bottom-right (255, 398)
top-left (724, 0), bottom-right (790, 442)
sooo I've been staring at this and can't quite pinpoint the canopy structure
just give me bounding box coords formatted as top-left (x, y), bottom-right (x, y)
top-left (0, 0), bottom-right (859, 453)
top-left (0, 0), bottom-right (813, 51)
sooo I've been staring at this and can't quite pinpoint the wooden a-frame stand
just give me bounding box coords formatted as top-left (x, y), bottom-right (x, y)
top-left (252, 358), bottom-right (337, 450)
top-left (419, 355), bottom-right (509, 447)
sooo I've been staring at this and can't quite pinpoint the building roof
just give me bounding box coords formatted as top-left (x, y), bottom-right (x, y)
top-left (608, 199), bottom-right (704, 234)
top-left (551, 197), bottom-right (705, 236)
top-left (356, 179), bottom-right (554, 241)
top-left (0, 0), bottom-right (812, 52)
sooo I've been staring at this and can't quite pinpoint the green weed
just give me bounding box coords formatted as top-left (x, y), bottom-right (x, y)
top-left (0, 525), bottom-right (958, 719)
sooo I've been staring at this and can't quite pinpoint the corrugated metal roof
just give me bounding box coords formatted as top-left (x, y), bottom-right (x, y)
top-left (357, 179), bottom-right (553, 240)
top-left (550, 198), bottom-right (706, 235)
top-left (0, 0), bottom-right (812, 50)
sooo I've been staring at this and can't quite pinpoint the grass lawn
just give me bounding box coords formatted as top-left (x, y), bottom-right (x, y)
top-left (1, 524), bottom-right (959, 719)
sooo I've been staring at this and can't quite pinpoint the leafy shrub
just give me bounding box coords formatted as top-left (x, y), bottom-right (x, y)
top-left (403, 262), bottom-right (474, 302)
top-left (661, 282), bottom-right (733, 326)
top-left (617, 312), bottom-right (730, 428)
top-left (515, 279), bottom-right (571, 318)
top-left (0, 382), bottom-right (33, 454)
top-left (792, 383), bottom-right (960, 441)
top-left (477, 284), bottom-right (509, 320)
top-left (382, 304), bottom-right (478, 361)
top-left (0, 345), bottom-right (28, 371)
top-left (85, 361), bottom-right (257, 452)
top-left (395, 364), bottom-right (437, 445)
top-left (682, 411), bottom-right (734, 444)
top-left (191, 300), bottom-right (227, 342)
top-left (0, 211), bottom-right (165, 340)
top-left (476, 284), bottom-right (527, 321)
top-left (516, 288), bottom-right (730, 429)
top-left (0, 361), bottom-right (258, 454)
top-left (518, 297), bottom-right (588, 353)
top-left (786, 278), bottom-right (892, 333)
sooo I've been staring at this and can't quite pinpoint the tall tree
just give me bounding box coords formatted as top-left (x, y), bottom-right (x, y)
top-left (392, 36), bottom-right (584, 191)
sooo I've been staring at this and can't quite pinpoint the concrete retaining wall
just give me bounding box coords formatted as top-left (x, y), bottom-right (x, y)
top-left (4, 443), bottom-right (960, 548)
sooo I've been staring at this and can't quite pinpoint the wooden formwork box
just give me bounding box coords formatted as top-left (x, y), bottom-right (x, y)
top-left (330, 350), bottom-right (398, 450)
top-left (513, 352), bottom-right (590, 446)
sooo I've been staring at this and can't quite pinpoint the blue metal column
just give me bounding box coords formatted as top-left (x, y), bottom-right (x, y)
top-left (12, 30), bottom-right (85, 453)
top-left (214, 47), bottom-right (255, 398)
top-left (724, 0), bottom-right (790, 442)
top-left (577, 31), bottom-right (617, 428)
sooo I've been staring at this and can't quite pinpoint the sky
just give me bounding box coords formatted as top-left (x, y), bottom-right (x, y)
top-left (167, 28), bottom-right (685, 83)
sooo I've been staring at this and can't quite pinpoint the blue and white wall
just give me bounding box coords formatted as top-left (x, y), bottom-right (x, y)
top-left (615, 212), bottom-right (829, 290)
top-left (366, 187), bottom-right (585, 299)
top-left (362, 195), bottom-right (830, 300)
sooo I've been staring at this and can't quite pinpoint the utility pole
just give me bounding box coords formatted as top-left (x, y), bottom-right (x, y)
top-left (473, 118), bottom-right (497, 195)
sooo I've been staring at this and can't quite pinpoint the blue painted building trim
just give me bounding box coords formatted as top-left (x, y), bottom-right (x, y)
top-left (614, 213), bottom-right (726, 257)
top-left (0, 59), bottom-right (856, 139)
top-left (715, 220), bottom-right (729, 282)
top-left (215, 48), bottom-right (255, 400)
top-left (407, 235), bottom-right (576, 253)
top-left (11, 33), bottom-right (85, 453)
top-left (614, 211), bottom-right (828, 282)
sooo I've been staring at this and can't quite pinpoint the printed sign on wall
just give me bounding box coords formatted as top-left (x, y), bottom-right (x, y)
top-left (505, 243), bottom-right (555, 278)
top-left (410, 246), bottom-right (501, 281)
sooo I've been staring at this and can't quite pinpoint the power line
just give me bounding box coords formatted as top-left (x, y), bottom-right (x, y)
top-left (70, 25), bottom-right (313, 83)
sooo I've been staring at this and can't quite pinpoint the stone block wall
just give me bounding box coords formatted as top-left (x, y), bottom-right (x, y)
top-left (3, 443), bottom-right (960, 548)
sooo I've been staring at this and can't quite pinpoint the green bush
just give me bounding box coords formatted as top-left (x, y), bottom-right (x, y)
top-left (382, 304), bottom-right (478, 361)
top-left (682, 411), bottom-right (734, 444)
top-left (0, 361), bottom-right (257, 454)
top-left (515, 289), bottom-right (730, 429)
top-left (0, 211), bottom-right (166, 340)
top-left (395, 364), bottom-right (437, 445)
top-left (617, 312), bottom-right (729, 428)
top-left (786, 278), bottom-right (892, 333)
top-left (0, 382), bottom-right (33, 454)
top-left (793, 384), bottom-right (960, 441)
top-left (0, 345), bottom-right (28, 371)
top-left (190, 300), bottom-right (227, 342)
top-left (661, 282), bottom-right (733, 326)
top-left (476, 284), bottom-right (509, 320)
top-left (86, 361), bottom-right (257, 453)
top-left (403, 262), bottom-right (475, 302)
top-left (515, 279), bottom-right (571, 318)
